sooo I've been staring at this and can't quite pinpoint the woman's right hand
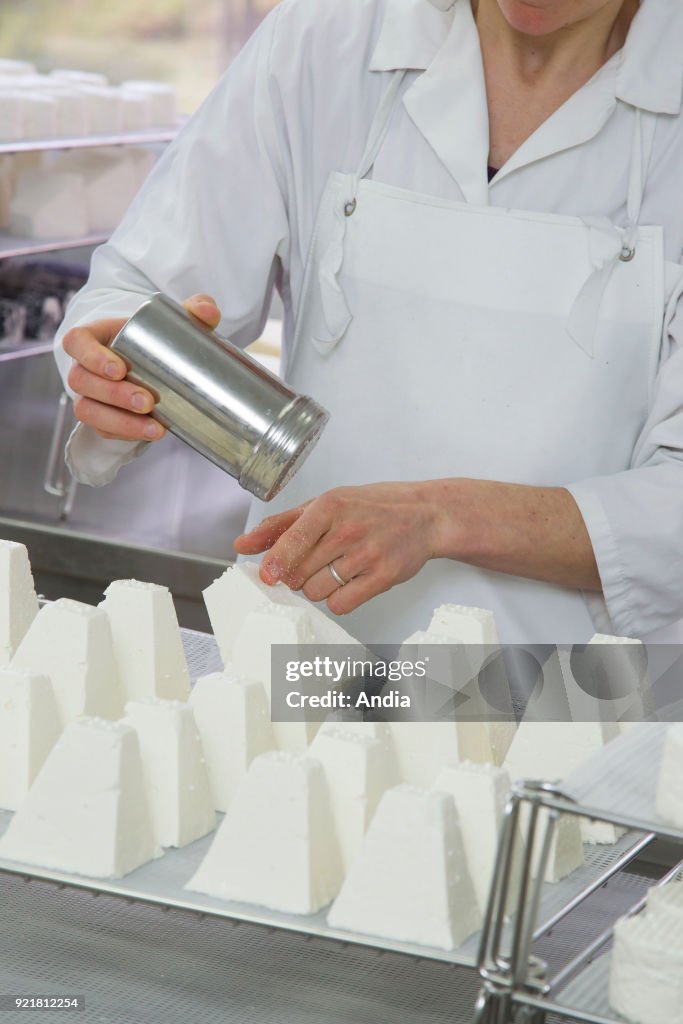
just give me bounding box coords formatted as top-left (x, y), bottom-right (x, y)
top-left (63, 293), bottom-right (222, 441)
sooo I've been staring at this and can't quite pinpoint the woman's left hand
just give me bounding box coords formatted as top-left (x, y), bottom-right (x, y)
top-left (233, 482), bottom-right (442, 615)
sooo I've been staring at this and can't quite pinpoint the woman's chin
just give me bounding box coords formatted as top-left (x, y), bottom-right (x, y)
top-left (497, 0), bottom-right (570, 36)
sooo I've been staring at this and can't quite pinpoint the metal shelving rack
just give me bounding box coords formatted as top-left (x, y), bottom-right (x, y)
top-left (0, 126), bottom-right (179, 363)
top-left (474, 765), bottom-right (683, 1024)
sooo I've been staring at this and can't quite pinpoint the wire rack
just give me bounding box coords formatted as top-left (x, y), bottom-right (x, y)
top-left (473, 724), bottom-right (683, 1024)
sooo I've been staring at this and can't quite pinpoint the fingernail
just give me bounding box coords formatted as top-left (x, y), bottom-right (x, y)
top-left (131, 393), bottom-right (148, 412)
top-left (144, 422), bottom-right (162, 440)
top-left (196, 302), bottom-right (218, 322)
top-left (105, 361), bottom-right (121, 379)
top-left (263, 558), bottom-right (283, 580)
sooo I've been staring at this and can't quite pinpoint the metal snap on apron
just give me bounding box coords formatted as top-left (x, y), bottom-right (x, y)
top-left (244, 71), bottom-right (666, 646)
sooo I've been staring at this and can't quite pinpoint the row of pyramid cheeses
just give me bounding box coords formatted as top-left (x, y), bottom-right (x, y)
top-left (0, 146), bottom-right (156, 238)
top-left (0, 64), bottom-right (176, 138)
top-left (0, 702), bottom-right (570, 951)
top-left (609, 880), bottom-right (683, 1024)
top-left (0, 545), bottom-right (645, 835)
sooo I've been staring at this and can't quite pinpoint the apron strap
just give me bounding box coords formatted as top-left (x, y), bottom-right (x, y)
top-left (567, 107), bottom-right (658, 357)
top-left (312, 71), bottom-right (408, 356)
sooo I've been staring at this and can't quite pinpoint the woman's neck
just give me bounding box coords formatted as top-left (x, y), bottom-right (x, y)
top-left (474, 0), bottom-right (640, 169)
top-left (473, 0), bottom-right (639, 84)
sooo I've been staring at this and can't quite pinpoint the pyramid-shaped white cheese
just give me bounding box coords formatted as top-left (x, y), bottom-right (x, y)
top-left (0, 92), bottom-right (22, 141)
top-left (118, 90), bottom-right (151, 131)
top-left (656, 723), bottom-right (683, 831)
top-left (318, 719), bottom-right (399, 778)
top-left (399, 627), bottom-right (515, 766)
top-left (647, 880), bottom-right (683, 929)
top-left (99, 579), bottom-right (190, 703)
top-left (0, 670), bottom-right (61, 811)
top-left (44, 87), bottom-right (87, 137)
top-left (10, 169), bottom-right (88, 238)
top-left (188, 672), bottom-right (274, 811)
top-left (187, 752), bottom-right (342, 914)
top-left (433, 762), bottom-right (516, 912)
top-left (504, 722), bottom-right (621, 844)
top-left (11, 598), bottom-right (123, 726)
top-left (533, 807), bottom-right (584, 883)
top-left (0, 540), bottom-right (39, 667)
top-left (328, 785), bottom-right (481, 949)
top-left (55, 149), bottom-right (138, 232)
top-left (0, 718), bottom-right (159, 878)
top-left (77, 85), bottom-right (123, 134)
top-left (428, 604), bottom-right (500, 647)
top-left (120, 80), bottom-right (177, 125)
top-left (609, 911), bottom-right (683, 1024)
top-left (309, 727), bottom-right (396, 872)
top-left (123, 699), bottom-right (215, 849)
top-left (204, 562), bottom-right (362, 666)
top-left (16, 92), bottom-right (57, 138)
top-left (588, 633), bottom-right (651, 725)
top-left (232, 604), bottom-right (320, 752)
top-left (389, 722), bottom-right (461, 787)
top-left (50, 69), bottom-right (108, 87)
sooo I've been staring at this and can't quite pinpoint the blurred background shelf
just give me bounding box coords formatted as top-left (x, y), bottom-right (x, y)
top-left (0, 126), bottom-right (180, 154)
top-left (0, 232), bottom-right (109, 261)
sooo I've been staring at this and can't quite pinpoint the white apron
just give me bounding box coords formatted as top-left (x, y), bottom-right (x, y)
top-left (245, 71), bottom-right (665, 647)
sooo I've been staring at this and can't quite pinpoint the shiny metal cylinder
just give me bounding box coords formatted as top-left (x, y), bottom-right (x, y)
top-left (110, 293), bottom-right (329, 501)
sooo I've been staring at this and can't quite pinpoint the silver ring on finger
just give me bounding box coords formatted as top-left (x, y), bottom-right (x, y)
top-left (328, 561), bottom-right (347, 588)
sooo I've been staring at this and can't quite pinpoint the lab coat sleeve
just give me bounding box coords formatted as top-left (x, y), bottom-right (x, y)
top-left (566, 269), bottom-right (683, 637)
top-left (54, 6), bottom-right (291, 486)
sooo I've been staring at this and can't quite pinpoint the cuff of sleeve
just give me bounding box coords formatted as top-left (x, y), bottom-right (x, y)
top-left (564, 481), bottom-right (635, 637)
top-left (65, 423), bottom-right (148, 487)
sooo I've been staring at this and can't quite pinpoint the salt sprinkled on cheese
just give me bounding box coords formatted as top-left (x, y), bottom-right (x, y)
top-left (123, 699), bottom-right (215, 849)
top-left (309, 727), bottom-right (397, 873)
top-left (0, 540), bottom-right (39, 666)
top-left (232, 603), bottom-right (319, 752)
top-left (656, 723), bottom-right (683, 831)
top-left (433, 762), bottom-right (518, 912)
top-left (11, 598), bottom-right (124, 726)
top-left (99, 579), bottom-right (190, 702)
top-left (389, 721), bottom-right (461, 787)
top-left (204, 562), bottom-right (363, 667)
top-left (428, 604), bottom-right (500, 646)
top-left (187, 752), bottom-right (343, 915)
top-left (188, 672), bottom-right (274, 812)
top-left (0, 717), bottom-right (159, 878)
top-left (328, 785), bottom-right (481, 950)
top-left (0, 670), bottom-right (61, 812)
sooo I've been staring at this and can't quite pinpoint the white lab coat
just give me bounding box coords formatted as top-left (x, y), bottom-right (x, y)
top-left (55, 0), bottom-right (683, 640)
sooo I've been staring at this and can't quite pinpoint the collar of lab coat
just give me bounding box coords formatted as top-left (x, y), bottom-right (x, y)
top-left (370, 0), bottom-right (683, 116)
top-left (368, 0), bottom-right (682, 201)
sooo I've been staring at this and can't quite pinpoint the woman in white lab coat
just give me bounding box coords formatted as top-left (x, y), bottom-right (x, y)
top-left (56, 0), bottom-right (683, 646)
